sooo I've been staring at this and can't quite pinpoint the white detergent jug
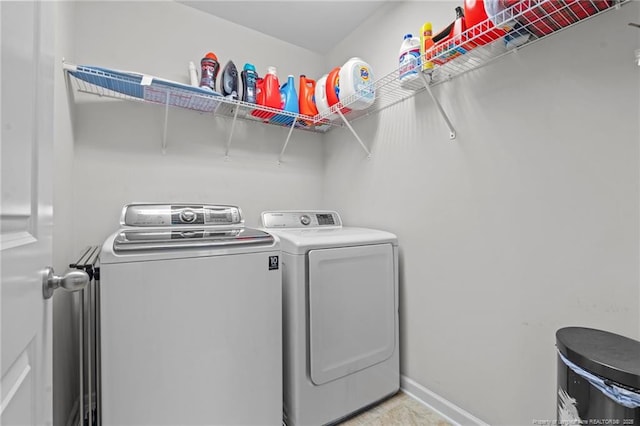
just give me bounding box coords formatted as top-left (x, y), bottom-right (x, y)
top-left (315, 74), bottom-right (332, 117)
top-left (338, 57), bottom-right (375, 111)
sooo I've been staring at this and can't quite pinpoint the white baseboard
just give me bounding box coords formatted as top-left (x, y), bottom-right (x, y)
top-left (65, 398), bottom-right (80, 426)
top-left (400, 375), bottom-right (489, 426)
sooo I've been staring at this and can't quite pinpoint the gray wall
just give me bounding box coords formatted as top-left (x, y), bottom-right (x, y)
top-left (322, 1), bottom-right (640, 424)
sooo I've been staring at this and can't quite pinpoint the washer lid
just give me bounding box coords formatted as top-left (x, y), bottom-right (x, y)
top-left (264, 227), bottom-right (397, 254)
top-left (262, 210), bottom-right (397, 254)
top-left (556, 327), bottom-right (640, 389)
top-left (113, 227), bottom-right (274, 253)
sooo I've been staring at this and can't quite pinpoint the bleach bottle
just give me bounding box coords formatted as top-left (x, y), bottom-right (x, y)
top-left (398, 34), bottom-right (421, 88)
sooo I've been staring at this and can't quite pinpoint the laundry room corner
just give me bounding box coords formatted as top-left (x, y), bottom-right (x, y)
top-left (322, 1), bottom-right (640, 424)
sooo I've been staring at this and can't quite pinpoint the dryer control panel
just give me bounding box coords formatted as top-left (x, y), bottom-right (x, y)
top-left (261, 211), bottom-right (342, 229)
top-left (121, 204), bottom-right (243, 227)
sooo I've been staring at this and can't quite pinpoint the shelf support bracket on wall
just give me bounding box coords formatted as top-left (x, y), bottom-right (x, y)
top-left (336, 110), bottom-right (371, 158)
top-left (420, 73), bottom-right (456, 140)
top-left (224, 106), bottom-right (241, 159)
top-left (278, 117), bottom-right (298, 165)
top-left (162, 90), bottom-right (170, 154)
top-left (62, 60), bottom-right (78, 139)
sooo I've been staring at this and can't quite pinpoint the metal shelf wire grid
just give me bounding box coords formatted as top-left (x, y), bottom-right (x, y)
top-left (64, 64), bottom-right (336, 133)
top-left (65, 0), bottom-right (625, 135)
top-left (320, 0), bottom-right (626, 124)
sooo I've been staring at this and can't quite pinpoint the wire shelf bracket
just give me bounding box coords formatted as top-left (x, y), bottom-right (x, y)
top-left (278, 116), bottom-right (299, 165)
top-left (336, 110), bottom-right (372, 158)
top-left (420, 73), bottom-right (456, 140)
top-left (63, 60), bottom-right (78, 139)
top-left (62, 62), bottom-right (339, 160)
top-left (224, 105), bottom-right (241, 159)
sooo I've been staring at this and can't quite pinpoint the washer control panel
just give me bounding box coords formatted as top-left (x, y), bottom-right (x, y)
top-left (299, 215), bottom-right (311, 226)
top-left (261, 211), bottom-right (342, 229)
top-left (122, 204), bottom-right (243, 227)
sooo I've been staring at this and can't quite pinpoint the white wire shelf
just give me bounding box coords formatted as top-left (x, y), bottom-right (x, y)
top-left (323, 0), bottom-right (628, 137)
top-left (427, 0), bottom-right (625, 82)
top-left (63, 0), bottom-right (627, 158)
top-left (63, 63), bottom-right (336, 133)
top-left (63, 63), bottom-right (341, 161)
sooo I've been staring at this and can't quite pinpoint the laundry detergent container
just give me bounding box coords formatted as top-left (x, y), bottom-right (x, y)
top-left (338, 57), bottom-right (375, 110)
top-left (556, 327), bottom-right (640, 424)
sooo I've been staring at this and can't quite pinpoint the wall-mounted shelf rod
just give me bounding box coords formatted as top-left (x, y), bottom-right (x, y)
top-left (224, 105), bottom-right (241, 159)
top-left (278, 117), bottom-right (299, 165)
top-left (337, 110), bottom-right (371, 158)
top-left (420, 73), bottom-right (456, 140)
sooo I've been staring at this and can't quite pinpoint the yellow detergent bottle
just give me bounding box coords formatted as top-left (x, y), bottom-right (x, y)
top-left (420, 22), bottom-right (434, 73)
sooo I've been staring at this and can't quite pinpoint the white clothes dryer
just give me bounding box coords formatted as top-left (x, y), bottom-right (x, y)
top-left (262, 210), bottom-right (399, 426)
top-left (99, 203), bottom-right (282, 426)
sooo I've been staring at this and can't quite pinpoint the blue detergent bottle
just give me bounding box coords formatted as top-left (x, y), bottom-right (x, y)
top-left (274, 75), bottom-right (299, 125)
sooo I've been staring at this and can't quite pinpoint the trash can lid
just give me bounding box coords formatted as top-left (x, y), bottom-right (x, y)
top-left (556, 327), bottom-right (640, 390)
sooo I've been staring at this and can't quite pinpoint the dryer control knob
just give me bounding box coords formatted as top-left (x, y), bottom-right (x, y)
top-left (180, 209), bottom-right (197, 223)
top-left (300, 215), bottom-right (311, 226)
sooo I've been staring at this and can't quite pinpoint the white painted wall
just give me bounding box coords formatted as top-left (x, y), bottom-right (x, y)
top-left (323, 1), bottom-right (640, 425)
top-left (53, 1), bottom-right (326, 422)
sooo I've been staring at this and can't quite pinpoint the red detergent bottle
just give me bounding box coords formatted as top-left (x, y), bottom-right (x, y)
top-left (252, 66), bottom-right (281, 121)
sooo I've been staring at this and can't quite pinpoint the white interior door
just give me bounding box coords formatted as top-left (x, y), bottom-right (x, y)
top-left (1, 2), bottom-right (55, 424)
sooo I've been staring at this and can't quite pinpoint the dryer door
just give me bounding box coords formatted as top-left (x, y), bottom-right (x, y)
top-left (308, 243), bottom-right (396, 385)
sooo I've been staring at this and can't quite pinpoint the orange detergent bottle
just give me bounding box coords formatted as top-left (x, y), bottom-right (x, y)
top-left (298, 75), bottom-right (318, 125)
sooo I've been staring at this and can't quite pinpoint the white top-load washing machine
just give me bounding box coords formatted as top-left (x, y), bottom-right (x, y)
top-left (99, 203), bottom-right (282, 426)
top-left (261, 211), bottom-right (399, 426)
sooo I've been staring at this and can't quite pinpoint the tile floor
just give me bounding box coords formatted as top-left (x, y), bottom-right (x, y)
top-left (338, 391), bottom-right (453, 426)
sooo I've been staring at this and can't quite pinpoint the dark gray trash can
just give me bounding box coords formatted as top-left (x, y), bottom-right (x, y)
top-left (556, 327), bottom-right (640, 424)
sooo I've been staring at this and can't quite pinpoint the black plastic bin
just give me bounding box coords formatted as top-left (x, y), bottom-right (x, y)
top-left (556, 327), bottom-right (640, 425)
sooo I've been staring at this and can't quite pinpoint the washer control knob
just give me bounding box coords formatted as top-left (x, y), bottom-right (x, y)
top-left (300, 215), bottom-right (311, 226)
top-left (180, 209), bottom-right (197, 223)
